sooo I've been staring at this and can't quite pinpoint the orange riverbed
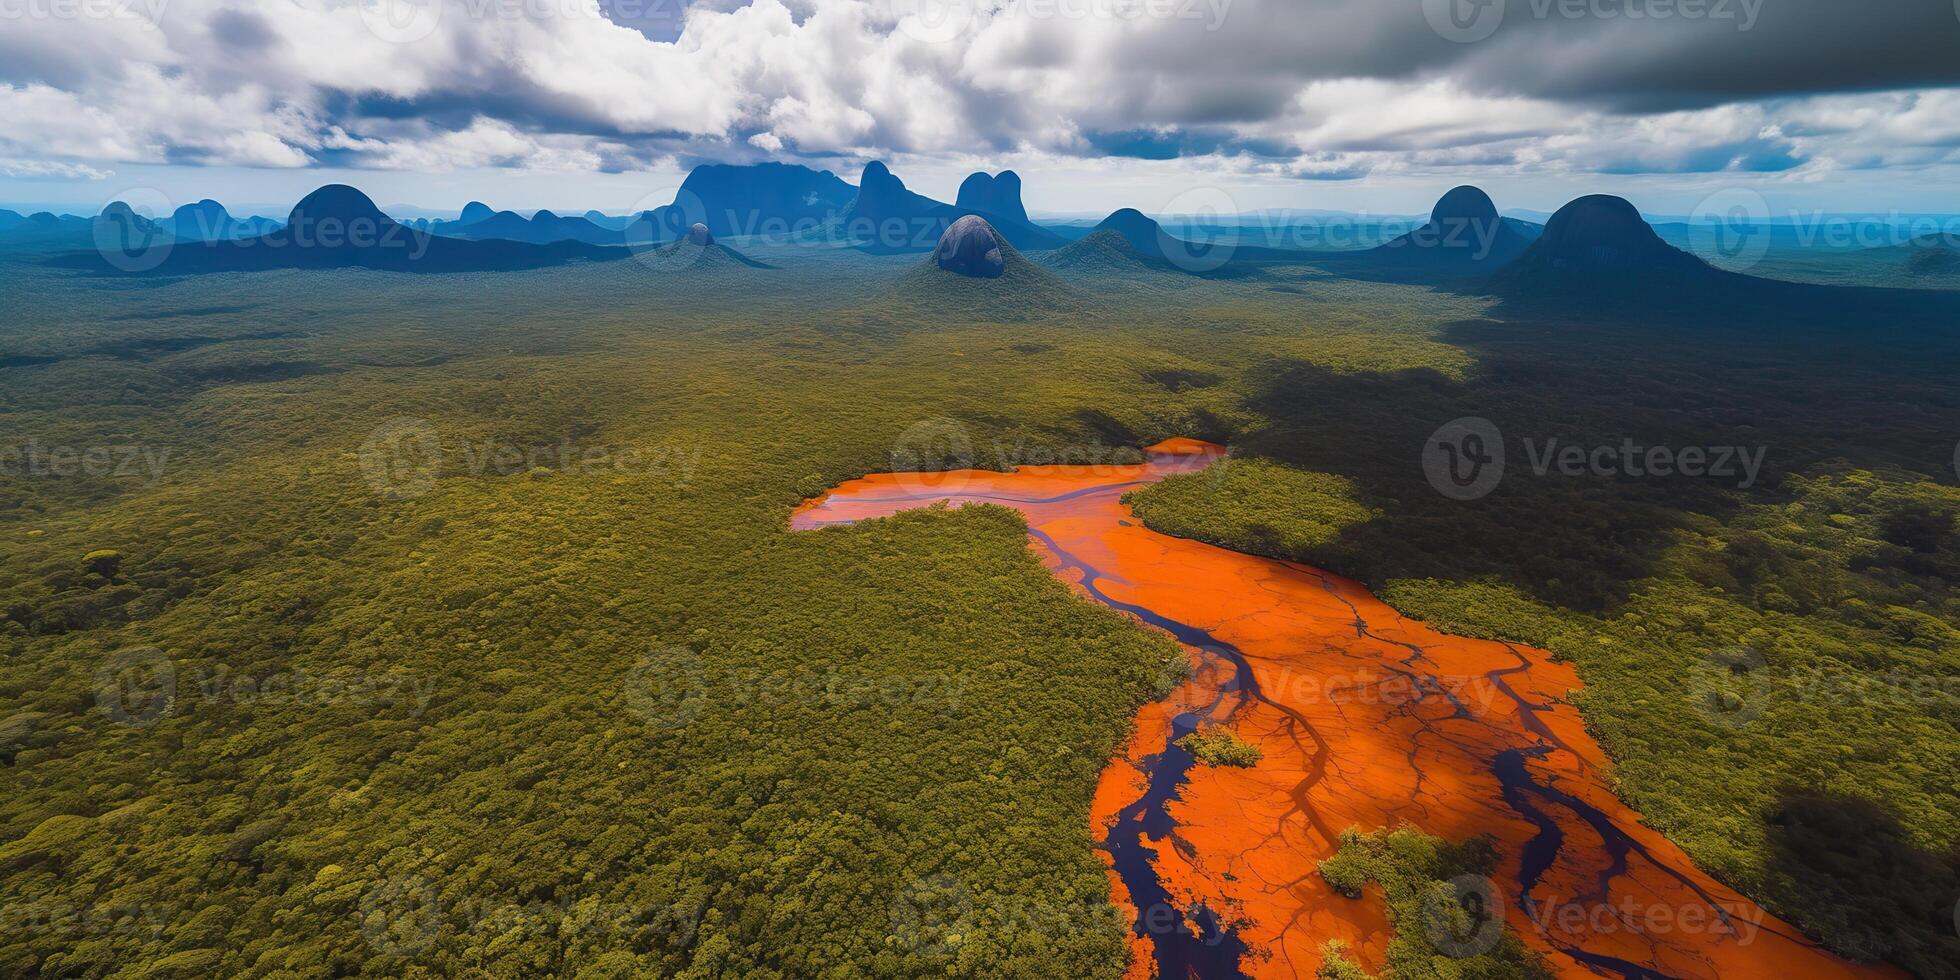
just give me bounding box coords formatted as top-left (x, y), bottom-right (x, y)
top-left (792, 440), bottom-right (1894, 980)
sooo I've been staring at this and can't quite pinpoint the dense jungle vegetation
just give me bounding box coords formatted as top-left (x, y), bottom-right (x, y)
top-left (1125, 281), bottom-right (1960, 974)
top-left (1, 234), bottom-right (1955, 976)
top-left (1315, 827), bottom-right (1552, 980)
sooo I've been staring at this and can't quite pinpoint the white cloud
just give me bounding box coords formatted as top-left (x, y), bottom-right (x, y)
top-left (0, 0), bottom-right (1952, 199)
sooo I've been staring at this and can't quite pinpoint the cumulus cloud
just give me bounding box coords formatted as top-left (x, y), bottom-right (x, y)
top-left (1, 0), bottom-right (1956, 188)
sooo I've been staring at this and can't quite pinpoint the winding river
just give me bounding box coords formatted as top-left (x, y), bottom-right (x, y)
top-left (791, 440), bottom-right (1895, 980)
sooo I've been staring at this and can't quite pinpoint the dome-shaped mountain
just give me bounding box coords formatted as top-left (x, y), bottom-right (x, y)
top-left (956, 171), bottom-right (1030, 225)
top-left (459, 201), bottom-right (495, 225)
top-left (1097, 209), bottom-right (1169, 254)
top-left (286, 184), bottom-right (394, 231)
top-left (1309, 185), bottom-right (1538, 284)
top-left (1487, 194), bottom-right (1739, 309)
top-left (98, 201), bottom-right (145, 226)
top-left (1069, 208), bottom-right (1252, 274)
top-left (686, 222), bottom-right (714, 246)
top-left (169, 199), bottom-right (229, 233)
top-left (165, 199), bottom-right (279, 242)
top-left (932, 215), bottom-right (1005, 278)
top-left (887, 217), bottom-right (1080, 319)
top-left (1523, 195), bottom-right (1706, 276)
top-left (1431, 185), bottom-right (1499, 227)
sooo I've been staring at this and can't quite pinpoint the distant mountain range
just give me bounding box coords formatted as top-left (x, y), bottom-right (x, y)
top-left (13, 164), bottom-right (1958, 310)
top-left (427, 207), bottom-right (625, 246)
top-left (381, 160), bottom-right (1065, 254)
top-left (1487, 193), bottom-right (1960, 326)
top-left (167, 200), bottom-right (281, 241)
top-left (67, 185), bottom-right (626, 275)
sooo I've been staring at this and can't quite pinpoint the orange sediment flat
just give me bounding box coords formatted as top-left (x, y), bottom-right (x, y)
top-left (792, 441), bottom-right (1897, 980)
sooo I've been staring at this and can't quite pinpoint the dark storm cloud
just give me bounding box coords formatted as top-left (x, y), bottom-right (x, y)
top-left (1077, 0), bottom-right (1960, 127)
top-left (1447, 0), bottom-right (1960, 111)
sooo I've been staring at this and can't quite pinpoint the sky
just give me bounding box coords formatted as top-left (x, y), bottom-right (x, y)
top-left (3, 0), bottom-right (1959, 219)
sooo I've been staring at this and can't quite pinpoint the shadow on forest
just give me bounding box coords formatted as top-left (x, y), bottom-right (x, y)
top-left (1237, 303), bottom-right (1960, 612)
top-left (1766, 789), bottom-right (1960, 975)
